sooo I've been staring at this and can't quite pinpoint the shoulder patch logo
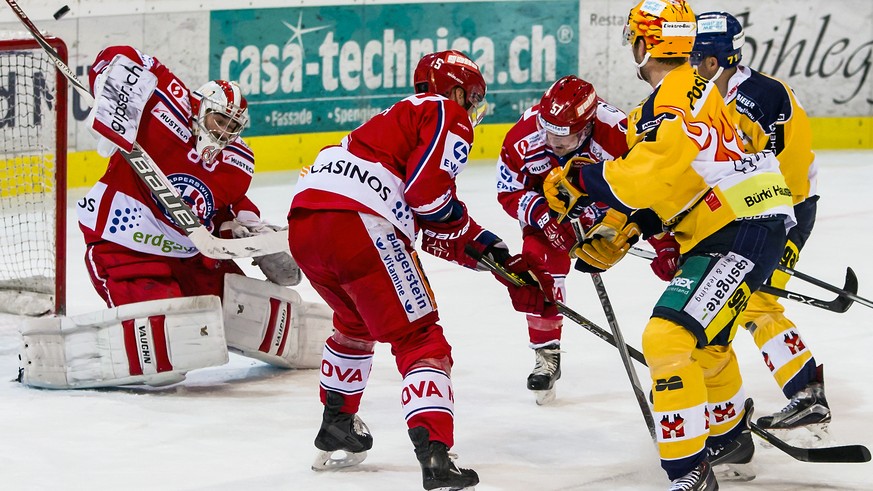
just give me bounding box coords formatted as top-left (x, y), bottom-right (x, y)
top-left (155, 173), bottom-right (216, 226)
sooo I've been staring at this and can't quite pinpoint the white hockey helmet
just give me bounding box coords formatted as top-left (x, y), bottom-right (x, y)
top-left (191, 80), bottom-right (249, 164)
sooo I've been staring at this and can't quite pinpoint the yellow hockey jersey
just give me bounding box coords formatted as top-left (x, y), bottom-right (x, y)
top-left (724, 66), bottom-right (817, 204)
top-left (581, 64), bottom-right (795, 252)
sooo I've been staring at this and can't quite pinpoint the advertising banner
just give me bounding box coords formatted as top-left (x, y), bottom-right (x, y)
top-left (210, 1), bottom-right (580, 136)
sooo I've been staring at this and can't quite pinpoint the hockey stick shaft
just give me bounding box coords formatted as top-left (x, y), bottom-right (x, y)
top-left (628, 247), bottom-right (856, 313)
top-left (749, 422), bottom-right (871, 463)
top-left (4, 0), bottom-right (287, 260)
top-left (590, 273), bottom-right (656, 442)
top-left (465, 245), bottom-right (647, 366)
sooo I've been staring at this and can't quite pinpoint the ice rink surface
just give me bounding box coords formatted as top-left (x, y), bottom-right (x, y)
top-left (2, 150), bottom-right (872, 490)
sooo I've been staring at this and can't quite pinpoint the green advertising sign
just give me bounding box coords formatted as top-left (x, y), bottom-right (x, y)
top-left (210, 1), bottom-right (579, 136)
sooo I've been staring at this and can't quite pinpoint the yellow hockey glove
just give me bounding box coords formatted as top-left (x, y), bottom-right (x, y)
top-left (573, 209), bottom-right (641, 271)
top-left (542, 156), bottom-right (595, 222)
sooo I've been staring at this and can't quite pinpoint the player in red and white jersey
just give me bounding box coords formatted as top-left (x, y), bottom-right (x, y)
top-left (78, 45), bottom-right (295, 307)
top-left (288, 50), bottom-right (552, 490)
top-left (496, 75), bottom-right (681, 403)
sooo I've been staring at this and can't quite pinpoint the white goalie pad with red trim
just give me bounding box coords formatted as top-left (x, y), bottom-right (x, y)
top-left (222, 274), bottom-right (333, 368)
top-left (18, 295), bottom-right (228, 389)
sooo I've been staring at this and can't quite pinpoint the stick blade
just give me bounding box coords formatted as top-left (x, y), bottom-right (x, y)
top-left (827, 267), bottom-right (859, 313)
top-left (804, 444), bottom-right (872, 463)
top-left (751, 422), bottom-right (871, 463)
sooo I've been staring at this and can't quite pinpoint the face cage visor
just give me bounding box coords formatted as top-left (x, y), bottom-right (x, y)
top-left (465, 92), bottom-right (487, 127)
top-left (536, 113), bottom-right (593, 157)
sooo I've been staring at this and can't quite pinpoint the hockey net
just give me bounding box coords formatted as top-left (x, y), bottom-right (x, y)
top-left (0, 32), bottom-right (67, 316)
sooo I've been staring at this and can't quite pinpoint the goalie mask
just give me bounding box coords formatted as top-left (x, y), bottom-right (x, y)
top-left (191, 80), bottom-right (249, 164)
top-left (414, 50), bottom-right (488, 127)
top-left (537, 76), bottom-right (597, 157)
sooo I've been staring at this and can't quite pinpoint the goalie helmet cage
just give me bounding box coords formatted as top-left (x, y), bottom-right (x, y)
top-left (0, 32), bottom-right (67, 316)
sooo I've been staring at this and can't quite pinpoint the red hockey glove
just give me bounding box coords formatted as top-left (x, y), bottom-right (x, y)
top-left (420, 204), bottom-right (503, 270)
top-left (647, 232), bottom-right (680, 281)
top-left (496, 252), bottom-right (558, 317)
top-left (531, 202), bottom-right (577, 254)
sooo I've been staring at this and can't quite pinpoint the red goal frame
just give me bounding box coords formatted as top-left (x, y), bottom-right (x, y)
top-left (0, 35), bottom-right (67, 315)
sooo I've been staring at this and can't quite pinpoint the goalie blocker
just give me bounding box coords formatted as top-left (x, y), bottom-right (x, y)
top-left (19, 275), bottom-right (333, 389)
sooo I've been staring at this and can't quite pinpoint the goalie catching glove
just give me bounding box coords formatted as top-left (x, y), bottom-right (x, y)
top-left (220, 211), bottom-right (301, 286)
top-left (572, 208), bottom-right (641, 273)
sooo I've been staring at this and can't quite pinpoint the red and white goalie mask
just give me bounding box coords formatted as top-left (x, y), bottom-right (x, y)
top-left (537, 75), bottom-right (597, 157)
top-left (191, 80), bottom-right (249, 164)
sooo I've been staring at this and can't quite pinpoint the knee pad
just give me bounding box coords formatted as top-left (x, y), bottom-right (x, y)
top-left (331, 329), bottom-right (376, 352)
top-left (388, 324), bottom-right (452, 375)
top-left (642, 317), bottom-right (698, 377)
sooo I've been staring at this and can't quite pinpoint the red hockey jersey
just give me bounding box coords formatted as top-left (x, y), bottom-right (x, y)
top-left (497, 101), bottom-right (628, 228)
top-left (291, 93), bottom-right (476, 241)
top-left (77, 46), bottom-right (258, 258)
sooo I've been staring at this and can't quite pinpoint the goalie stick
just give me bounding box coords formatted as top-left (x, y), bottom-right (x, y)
top-left (628, 247), bottom-right (857, 313)
top-left (4, 0), bottom-right (287, 260)
top-left (467, 246), bottom-right (872, 463)
top-left (464, 245), bottom-right (646, 366)
top-left (590, 272), bottom-right (656, 442)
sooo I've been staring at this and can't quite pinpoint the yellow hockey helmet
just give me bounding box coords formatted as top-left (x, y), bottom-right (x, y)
top-left (624, 0), bottom-right (697, 58)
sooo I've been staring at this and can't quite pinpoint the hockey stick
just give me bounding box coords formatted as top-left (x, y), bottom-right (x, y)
top-left (470, 246), bottom-right (871, 461)
top-left (748, 422), bottom-right (871, 463)
top-left (777, 264), bottom-right (871, 310)
top-left (589, 273), bottom-right (656, 442)
top-left (628, 247), bottom-right (857, 313)
top-left (464, 245), bottom-right (647, 366)
top-left (467, 247), bottom-right (872, 462)
top-left (4, 0), bottom-right (287, 260)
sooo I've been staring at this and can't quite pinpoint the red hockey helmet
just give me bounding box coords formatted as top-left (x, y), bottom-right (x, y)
top-left (414, 50), bottom-right (487, 123)
top-left (537, 76), bottom-right (598, 137)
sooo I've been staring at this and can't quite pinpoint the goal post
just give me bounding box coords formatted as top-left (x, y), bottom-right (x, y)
top-left (0, 32), bottom-right (67, 316)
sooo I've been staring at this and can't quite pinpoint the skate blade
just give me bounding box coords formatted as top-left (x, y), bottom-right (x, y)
top-left (429, 486), bottom-right (476, 491)
top-left (758, 423), bottom-right (834, 448)
top-left (533, 388), bottom-right (556, 405)
top-left (713, 462), bottom-right (756, 482)
top-left (311, 449), bottom-right (368, 471)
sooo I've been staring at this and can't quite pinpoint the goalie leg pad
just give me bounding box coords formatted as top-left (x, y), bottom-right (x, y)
top-left (19, 295), bottom-right (228, 389)
top-left (223, 274), bottom-right (334, 368)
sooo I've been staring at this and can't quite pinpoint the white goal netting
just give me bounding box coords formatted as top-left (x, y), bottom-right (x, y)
top-left (0, 32), bottom-right (66, 316)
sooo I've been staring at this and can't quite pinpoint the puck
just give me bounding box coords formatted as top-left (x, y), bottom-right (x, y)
top-left (53, 5), bottom-right (70, 20)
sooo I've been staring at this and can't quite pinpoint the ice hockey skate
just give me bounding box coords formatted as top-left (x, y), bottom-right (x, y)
top-left (708, 398), bottom-right (755, 482)
top-left (668, 459), bottom-right (717, 491)
top-left (527, 343), bottom-right (561, 405)
top-left (312, 391), bottom-right (373, 471)
top-left (409, 426), bottom-right (478, 491)
top-left (757, 366), bottom-right (831, 443)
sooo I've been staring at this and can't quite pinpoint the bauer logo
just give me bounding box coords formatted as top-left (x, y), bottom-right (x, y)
top-left (209, 1), bottom-right (579, 135)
